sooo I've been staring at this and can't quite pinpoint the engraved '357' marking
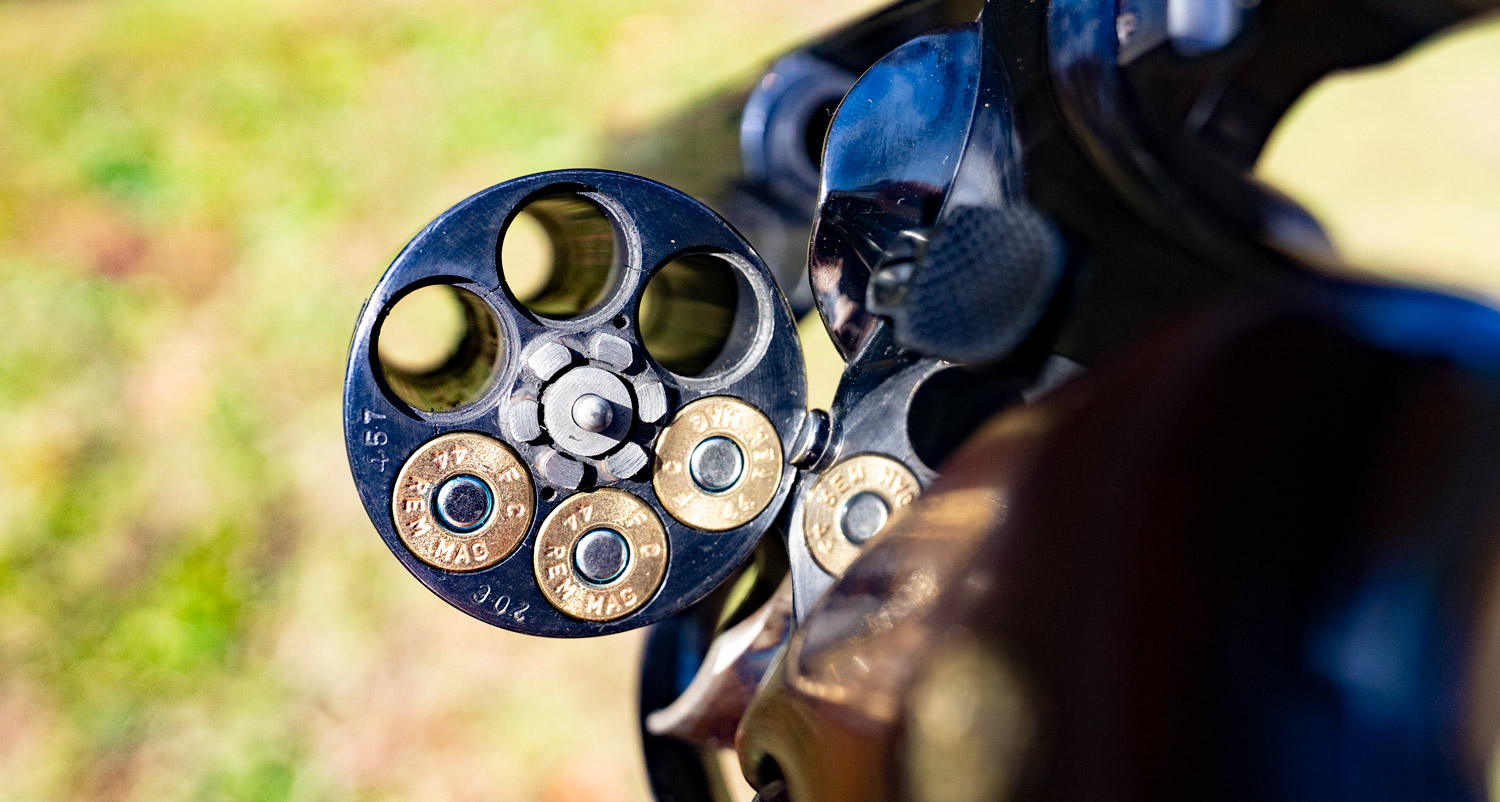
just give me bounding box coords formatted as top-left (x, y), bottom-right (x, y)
top-left (362, 409), bottom-right (389, 470)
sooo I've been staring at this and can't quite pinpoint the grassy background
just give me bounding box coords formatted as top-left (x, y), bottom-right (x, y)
top-left (1260, 16), bottom-right (1500, 298)
top-left (0, 1), bottom-right (1495, 800)
top-left (0, 2), bottom-right (880, 800)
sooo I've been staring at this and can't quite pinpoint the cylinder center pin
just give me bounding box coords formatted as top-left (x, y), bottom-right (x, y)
top-left (572, 393), bottom-right (615, 434)
top-left (654, 396), bottom-right (783, 532)
top-left (541, 365), bottom-right (635, 458)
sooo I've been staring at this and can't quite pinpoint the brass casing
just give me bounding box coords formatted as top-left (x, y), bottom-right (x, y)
top-left (392, 432), bottom-right (535, 572)
top-left (804, 453), bottom-right (919, 575)
top-left (653, 396), bottom-right (783, 531)
top-left (534, 489), bottom-right (669, 622)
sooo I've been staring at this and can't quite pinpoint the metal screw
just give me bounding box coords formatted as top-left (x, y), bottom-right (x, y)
top-left (839, 491), bottom-right (890, 544)
top-left (689, 436), bottom-right (745, 493)
top-left (434, 474), bottom-right (493, 532)
top-left (574, 528), bottom-right (630, 585)
top-left (572, 393), bottom-right (614, 434)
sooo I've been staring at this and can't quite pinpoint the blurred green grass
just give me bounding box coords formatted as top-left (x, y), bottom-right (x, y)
top-left (1260, 17), bottom-right (1500, 297)
top-left (0, 2), bottom-right (878, 800)
top-left (0, 1), bottom-right (1496, 801)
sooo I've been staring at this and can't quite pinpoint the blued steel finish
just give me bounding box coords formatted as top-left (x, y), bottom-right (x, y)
top-left (739, 52), bottom-right (858, 214)
top-left (991, 0), bottom-right (1500, 367)
top-left (344, 169), bottom-right (806, 637)
top-left (786, 357), bottom-right (1026, 618)
top-left (640, 542), bottom-right (791, 802)
top-left (1046, 0), bottom-right (1354, 266)
top-left (786, 359), bottom-right (942, 618)
top-left (608, 53), bottom-right (854, 317)
top-left (645, 579), bottom-right (795, 750)
top-left (1113, 0), bottom-right (1500, 169)
top-left (808, 22), bottom-right (1027, 363)
top-left (609, 1), bottom-right (984, 316)
top-left (741, 284), bottom-right (1500, 802)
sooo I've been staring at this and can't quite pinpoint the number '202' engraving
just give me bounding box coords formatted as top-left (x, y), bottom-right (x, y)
top-left (471, 584), bottom-right (530, 622)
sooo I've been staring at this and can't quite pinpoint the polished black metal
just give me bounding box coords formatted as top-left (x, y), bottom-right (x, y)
top-left (785, 356), bottom-right (1025, 618)
top-left (1022, 0), bottom-right (1499, 352)
top-left (608, 0), bottom-right (986, 317)
top-left (344, 169), bottom-right (806, 637)
top-left (867, 203), bottom-right (1067, 364)
top-left (808, 21), bottom-right (1029, 363)
top-left (609, 53), bottom-right (855, 316)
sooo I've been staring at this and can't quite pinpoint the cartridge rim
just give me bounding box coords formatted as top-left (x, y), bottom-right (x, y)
top-left (391, 432), bottom-right (536, 572)
top-left (653, 396), bottom-right (783, 532)
top-left (804, 453), bottom-right (920, 575)
top-left (534, 489), bottom-right (669, 622)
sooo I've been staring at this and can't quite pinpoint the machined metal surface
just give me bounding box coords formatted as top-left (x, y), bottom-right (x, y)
top-left (571, 393), bottom-right (614, 433)
top-left (541, 365), bottom-right (634, 457)
top-left (343, 169), bottom-right (806, 637)
top-left (603, 442), bottom-right (650, 481)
